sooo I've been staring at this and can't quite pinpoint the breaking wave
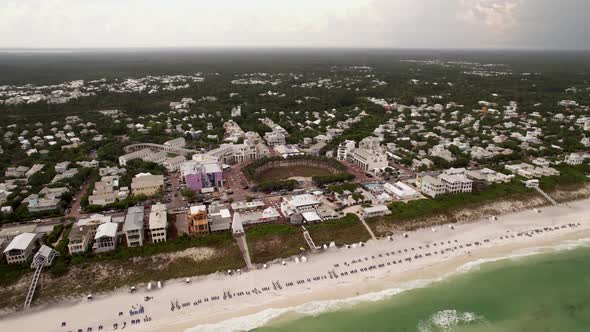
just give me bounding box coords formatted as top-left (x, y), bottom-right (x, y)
top-left (417, 309), bottom-right (487, 332)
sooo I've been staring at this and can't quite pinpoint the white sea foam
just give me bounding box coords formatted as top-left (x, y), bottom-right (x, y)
top-left (186, 238), bottom-right (590, 332)
top-left (186, 281), bottom-right (430, 332)
top-left (455, 237), bottom-right (590, 273)
top-left (417, 309), bottom-right (486, 332)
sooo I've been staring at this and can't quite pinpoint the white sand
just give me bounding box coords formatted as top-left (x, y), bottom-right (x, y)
top-left (2, 200), bottom-right (590, 332)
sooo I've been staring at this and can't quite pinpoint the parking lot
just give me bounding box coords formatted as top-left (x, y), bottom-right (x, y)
top-left (342, 161), bottom-right (374, 183)
top-left (165, 172), bottom-right (188, 210)
top-left (223, 164), bottom-right (255, 201)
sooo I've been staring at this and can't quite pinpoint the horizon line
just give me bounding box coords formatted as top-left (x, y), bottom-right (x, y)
top-left (1, 46), bottom-right (589, 52)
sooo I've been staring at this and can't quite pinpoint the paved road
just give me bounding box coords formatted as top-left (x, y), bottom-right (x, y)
top-left (223, 164), bottom-right (255, 201)
top-left (389, 161), bottom-right (416, 178)
top-left (65, 181), bottom-right (90, 220)
top-left (166, 172), bottom-right (187, 210)
top-left (342, 161), bottom-right (374, 183)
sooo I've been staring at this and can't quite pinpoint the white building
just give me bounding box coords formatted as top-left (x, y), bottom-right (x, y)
top-left (384, 182), bottom-right (420, 200)
top-left (566, 153), bottom-right (585, 166)
top-left (359, 137), bottom-right (381, 151)
top-left (205, 142), bottom-right (258, 164)
top-left (208, 203), bottom-right (232, 232)
top-left (163, 155), bottom-right (187, 172)
top-left (149, 203), bottom-right (167, 243)
top-left (477, 168), bottom-right (513, 184)
top-left (68, 225), bottom-right (93, 255)
top-left (88, 192), bottom-right (117, 206)
top-left (421, 175), bottom-right (446, 198)
top-left (32, 245), bottom-right (59, 268)
top-left (264, 131), bottom-right (286, 147)
top-left (93, 222), bottom-right (118, 253)
top-left (123, 206), bottom-right (145, 247)
top-left (231, 105), bottom-right (242, 117)
top-left (118, 148), bottom-right (153, 166)
top-left (439, 174), bottom-right (473, 194)
top-left (241, 206), bottom-right (282, 225)
top-left (231, 200), bottom-right (265, 212)
top-left (0, 224), bottom-right (37, 243)
top-left (274, 145), bottom-right (304, 159)
top-left (55, 161), bottom-right (71, 174)
top-left (362, 205), bottom-right (391, 218)
top-left (280, 194), bottom-right (321, 217)
top-left (337, 140), bottom-right (356, 161)
top-left (164, 137), bottom-right (186, 149)
top-left (4, 232), bottom-right (36, 264)
top-left (348, 148), bottom-right (388, 173)
top-left (430, 145), bottom-right (455, 162)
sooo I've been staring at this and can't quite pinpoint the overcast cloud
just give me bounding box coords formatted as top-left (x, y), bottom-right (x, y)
top-left (0, 0), bottom-right (587, 49)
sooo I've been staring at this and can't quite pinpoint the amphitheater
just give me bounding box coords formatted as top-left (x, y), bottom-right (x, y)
top-left (248, 158), bottom-right (346, 182)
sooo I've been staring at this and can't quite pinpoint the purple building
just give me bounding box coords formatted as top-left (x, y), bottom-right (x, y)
top-left (181, 159), bottom-right (223, 192)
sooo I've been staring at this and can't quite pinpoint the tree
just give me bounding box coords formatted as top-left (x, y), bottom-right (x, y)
top-left (181, 188), bottom-right (197, 203)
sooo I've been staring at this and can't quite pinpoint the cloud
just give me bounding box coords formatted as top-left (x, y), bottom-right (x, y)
top-left (459, 0), bottom-right (522, 33)
top-left (0, 0), bottom-right (587, 49)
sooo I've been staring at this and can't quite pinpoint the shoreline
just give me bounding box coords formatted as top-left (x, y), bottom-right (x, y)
top-left (2, 199), bottom-right (590, 332)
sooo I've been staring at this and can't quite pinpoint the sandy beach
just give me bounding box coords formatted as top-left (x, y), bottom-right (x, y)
top-left (2, 199), bottom-right (590, 332)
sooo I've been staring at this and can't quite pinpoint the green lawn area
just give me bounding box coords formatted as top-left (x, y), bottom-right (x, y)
top-left (0, 263), bottom-right (30, 287)
top-left (246, 224), bottom-right (306, 264)
top-left (256, 165), bottom-right (332, 182)
top-left (540, 164), bottom-right (590, 191)
top-left (307, 214), bottom-right (371, 246)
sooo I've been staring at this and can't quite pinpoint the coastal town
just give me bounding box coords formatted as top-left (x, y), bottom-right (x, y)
top-left (0, 56), bottom-right (590, 331)
top-left (2, 0), bottom-right (590, 330)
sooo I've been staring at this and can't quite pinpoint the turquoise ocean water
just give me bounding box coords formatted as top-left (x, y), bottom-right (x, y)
top-left (254, 246), bottom-right (590, 332)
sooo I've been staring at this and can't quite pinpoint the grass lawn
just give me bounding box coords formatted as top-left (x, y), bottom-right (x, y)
top-left (256, 165), bottom-right (332, 182)
top-left (307, 214), bottom-right (371, 246)
top-left (246, 224), bottom-right (307, 264)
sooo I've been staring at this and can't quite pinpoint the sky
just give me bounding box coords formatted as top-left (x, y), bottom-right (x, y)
top-left (0, 0), bottom-right (588, 49)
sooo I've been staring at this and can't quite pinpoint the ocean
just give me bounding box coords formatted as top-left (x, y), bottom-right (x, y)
top-left (250, 244), bottom-right (590, 332)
